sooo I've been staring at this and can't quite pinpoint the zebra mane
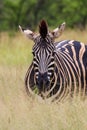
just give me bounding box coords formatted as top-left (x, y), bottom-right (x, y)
top-left (39, 20), bottom-right (48, 39)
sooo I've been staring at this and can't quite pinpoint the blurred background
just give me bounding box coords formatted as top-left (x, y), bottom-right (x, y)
top-left (0, 0), bottom-right (87, 31)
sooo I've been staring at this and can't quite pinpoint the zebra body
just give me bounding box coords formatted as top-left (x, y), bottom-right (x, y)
top-left (54, 40), bottom-right (87, 100)
top-left (19, 20), bottom-right (87, 102)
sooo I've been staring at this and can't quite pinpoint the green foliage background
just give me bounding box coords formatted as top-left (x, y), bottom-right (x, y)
top-left (0, 0), bottom-right (87, 31)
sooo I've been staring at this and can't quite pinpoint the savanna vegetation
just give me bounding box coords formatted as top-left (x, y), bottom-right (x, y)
top-left (0, 0), bottom-right (87, 129)
top-left (0, 30), bottom-right (87, 130)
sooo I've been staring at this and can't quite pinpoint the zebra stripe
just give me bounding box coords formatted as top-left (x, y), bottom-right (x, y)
top-left (25, 40), bottom-right (87, 102)
top-left (20, 20), bottom-right (87, 102)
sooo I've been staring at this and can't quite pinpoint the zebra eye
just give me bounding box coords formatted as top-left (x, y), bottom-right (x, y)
top-left (32, 51), bottom-right (35, 56)
top-left (52, 51), bottom-right (55, 56)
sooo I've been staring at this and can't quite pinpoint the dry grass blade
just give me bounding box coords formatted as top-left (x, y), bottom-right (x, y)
top-left (0, 30), bottom-right (87, 130)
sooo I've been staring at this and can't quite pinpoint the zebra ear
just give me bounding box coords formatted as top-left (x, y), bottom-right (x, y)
top-left (19, 25), bottom-right (36, 40)
top-left (51, 22), bottom-right (66, 38)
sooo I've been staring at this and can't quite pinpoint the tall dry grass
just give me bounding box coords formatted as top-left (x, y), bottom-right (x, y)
top-left (0, 30), bottom-right (87, 130)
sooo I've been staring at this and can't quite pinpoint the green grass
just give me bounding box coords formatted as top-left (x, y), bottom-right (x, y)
top-left (0, 30), bottom-right (87, 130)
top-left (0, 33), bottom-right (33, 65)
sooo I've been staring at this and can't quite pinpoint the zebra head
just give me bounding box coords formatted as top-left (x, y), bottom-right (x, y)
top-left (19, 20), bottom-right (65, 93)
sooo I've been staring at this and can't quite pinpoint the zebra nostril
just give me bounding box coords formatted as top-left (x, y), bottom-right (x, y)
top-left (36, 72), bottom-right (50, 91)
top-left (45, 80), bottom-right (49, 86)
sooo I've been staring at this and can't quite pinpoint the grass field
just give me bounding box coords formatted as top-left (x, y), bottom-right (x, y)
top-left (0, 30), bottom-right (87, 130)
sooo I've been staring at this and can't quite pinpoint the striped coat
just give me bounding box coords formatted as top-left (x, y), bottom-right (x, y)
top-left (19, 20), bottom-right (87, 102)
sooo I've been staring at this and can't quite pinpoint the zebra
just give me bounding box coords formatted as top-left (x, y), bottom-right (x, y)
top-left (19, 20), bottom-right (87, 102)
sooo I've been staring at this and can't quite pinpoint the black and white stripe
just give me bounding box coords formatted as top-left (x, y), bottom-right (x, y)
top-left (53, 40), bottom-right (87, 101)
top-left (20, 20), bottom-right (87, 102)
